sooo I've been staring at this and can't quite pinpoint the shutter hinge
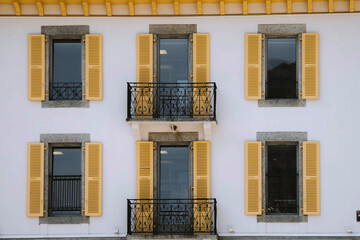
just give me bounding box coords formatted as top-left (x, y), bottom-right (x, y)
top-left (82, 209), bottom-right (86, 213)
top-left (153, 74), bottom-right (156, 79)
top-left (83, 93), bottom-right (86, 97)
top-left (190, 39), bottom-right (193, 43)
top-left (300, 145), bottom-right (303, 150)
top-left (261, 208), bottom-right (265, 213)
top-left (190, 186), bottom-right (194, 191)
top-left (299, 92), bottom-right (303, 97)
top-left (83, 147), bottom-right (86, 151)
top-left (43, 210), bottom-right (47, 214)
top-left (299, 38), bottom-right (302, 42)
top-left (261, 145), bottom-right (265, 150)
top-left (190, 75), bottom-right (194, 79)
top-left (261, 92), bottom-right (264, 97)
top-left (153, 146), bottom-right (156, 150)
top-left (191, 146), bottom-right (194, 150)
top-left (45, 93), bottom-right (48, 98)
top-left (300, 208), bottom-right (304, 215)
top-left (153, 38), bottom-right (156, 42)
top-left (44, 147), bottom-right (48, 151)
top-left (45, 39), bottom-right (48, 43)
top-left (261, 37), bottom-right (265, 41)
top-left (83, 39), bottom-right (86, 43)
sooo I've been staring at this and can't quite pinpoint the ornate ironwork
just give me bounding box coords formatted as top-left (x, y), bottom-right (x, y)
top-left (49, 175), bottom-right (82, 213)
top-left (127, 82), bottom-right (217, 120)
top-left (51, 82), bottom-right (82, 100)
top-left (127, 199), bottom-right (217, 235)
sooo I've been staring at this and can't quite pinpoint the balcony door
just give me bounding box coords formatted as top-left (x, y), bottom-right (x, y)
top-left (158, 38), bottom-right (190, 118)
top-left (157, 145), bottom-right (193, 233)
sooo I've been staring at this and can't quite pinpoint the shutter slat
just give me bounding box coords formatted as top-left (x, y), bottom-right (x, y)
top-left (193, 141), bottom-right (210, 232)
top-left (27, 143), bottom-right (44, 217)
top-left (245, 34), bottom-right (262, 100)
top-left (85, 34), bottom-right (103, 101)
top-left (245, 141), bottom-right (262, 215)
top-left (28, 35), bottom-right (45, 101)
top-left (136, 141), bottom-right (154, 233)
top-left (193, 34), bottom-right (210, 118)
top-left (85, 142), bottom-right (102, 216)
top-left (303, 141), bottom-right (320, 215)
top-left (302, 33), bottom-right (319, 100)
top-left (136, 34), bottom-right (153, 118)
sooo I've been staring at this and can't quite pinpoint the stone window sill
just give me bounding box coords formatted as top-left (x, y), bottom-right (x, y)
top-left (41, 100), bottom-right (89, 108)
top-left (39, 215), bottom-right (89, 224)
top-left (257, 215), bottom-right (308, 223)
top-left (258, 99), bottom-right (306, 107)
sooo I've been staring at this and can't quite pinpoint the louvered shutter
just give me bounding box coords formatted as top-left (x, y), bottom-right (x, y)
top-left (85, 142), bottom-right (102, 216)
top-left (303, 141), bottom-right (320, 215)
top-left (28, 35), bottom-right (45, 101)
top-left (136, 141), bottom-right (154, 232)
top-left (193, 141), bottom-right (211, 232)
top-left (245, 34), bottom-right (262, 100)
top-left (193, 34), bottom-right (210, 118)
top-left (27, 143), bottom-right (44, 217)
top-left (136, 34), bottom-right (153, 118)
top-left (302, 33), bottom-right (319, 99)
top-left (245, 141), bottom-right (262, 215)
top-left (85, 34), bottom-right (103, 101)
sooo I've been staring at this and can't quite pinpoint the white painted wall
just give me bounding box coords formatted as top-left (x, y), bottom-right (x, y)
top-left (0, 13), bottom-right (360, 237)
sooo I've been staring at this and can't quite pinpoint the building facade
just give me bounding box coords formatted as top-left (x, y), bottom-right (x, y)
top-left (0, 2), bottom-right (360, 239)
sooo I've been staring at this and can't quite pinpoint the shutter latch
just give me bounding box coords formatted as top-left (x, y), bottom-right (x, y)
top-left (300, 145), bottom-right (303, 150)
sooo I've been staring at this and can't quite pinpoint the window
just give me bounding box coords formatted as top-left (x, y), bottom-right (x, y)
top-left (49, 146), bottom-right (82, 216)
top-left (266, 38), bottom-right (297, 99)
top-left (51, 40), bottom-right (82, 101)
top-left (266, 143), bottom-right (298, 215)
top-left (244, 24), bottom-right (319, 107)
top-left (245, 132), bottom-right (320, 222)
top-left (28, 25), bottom-right (103, 108)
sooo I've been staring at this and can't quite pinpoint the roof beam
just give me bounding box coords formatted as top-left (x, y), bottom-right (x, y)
top-left (106, 0), bottom-right (112, 16)
top-left (151, 0), bottom-right (157, 15)
top-left (36, 0), bottom-right (44, 16)
top-left (59, 0), bottom-right (67, 16)
top-left (328, 0), bottom-right (333, 12)
top-left (174, 0), bottom-right (180, 15)
top-left (349, 0), bottom-right (354, 12)
top-left (307, 0), bottom-right (312, 13)
top-left (129, 0), bottom-right (134, 15)
top-left (266, 0), bottom-right (271, 14)
top-left (287, 0), bottom-right (292, 13)
top-left (197, 0), bottom-right (202, 15)
top-left (220, 0), bottom-right (225, 15)
top-left (243, 0), bottom-right (248, 14)
top-left (82, 0), bottom-right (89, 16)
top-left (13, 0), bottom-right (21, 16)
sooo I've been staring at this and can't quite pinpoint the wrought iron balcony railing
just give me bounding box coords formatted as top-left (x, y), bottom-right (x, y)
top-left (50, 82), bottom-right (82, 100)
top-left (49, 175), bottom-right (82, 214)
top-left (127, 82), bottom-right (217, 120)
top-left (127, 199), bottom-right (217, 235)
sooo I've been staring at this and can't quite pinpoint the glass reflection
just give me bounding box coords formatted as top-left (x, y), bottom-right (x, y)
top-left (267, 38), bottom-right (297, 99)
top-left (52, 147), bottom-right (81, 176)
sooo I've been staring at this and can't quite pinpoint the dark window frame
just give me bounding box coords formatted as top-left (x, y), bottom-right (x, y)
top-left (265, 142), bottom-right (299, 216)
top-left (265, 36), bottom-right (298, 100)
top-left (50, 38), bottom-right (83, 101)
top-left (48, 144), bottom-right (82, 217)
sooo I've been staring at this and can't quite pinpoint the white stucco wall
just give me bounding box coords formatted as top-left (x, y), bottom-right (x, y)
top-left (0, 13), bottom-right (360, 237)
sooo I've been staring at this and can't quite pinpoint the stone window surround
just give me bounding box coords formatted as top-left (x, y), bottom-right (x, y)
top-left (149, 24), bottom-right (197, 84)
top-left (39, 133), bottom-right (90, 224)
top-left (256, 131), bottom-right (308, 223)
top-left (258, 24), bottom-right (306, 108)
top-left (149, 132), bottom-right (198, 199)
top-left (41, 25), bottom-right (90, 108)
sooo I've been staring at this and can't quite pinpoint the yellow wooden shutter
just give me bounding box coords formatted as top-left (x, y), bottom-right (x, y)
top-left (28, 35), bottom-right (45, 101)
top-left (85, 142), bottom-right (102, 216)
top-left (303, 141), bottom-right (320, 215)
top-left (245, 141), bottom-right (262, 215)
top-left (136, 34), bottom-right (153, 118)
top-left (193, 33), bottom-right (210, 118)
top-left (27, 143), bottom-right (44, 217)
top-left (245, 34), bottom-right (262, 100)
top-left (302, 33), bottom-right (319, 100)
top-left (85, 34), bottom-right (103, 101)
top-left (136, 141), bottom-right (154, 233)
top-left (193, 141), bottom-right (210, 232)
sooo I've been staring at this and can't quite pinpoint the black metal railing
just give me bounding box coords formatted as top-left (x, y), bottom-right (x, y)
top-left (50, 82), bottom-right (82, 100)
top-left (49, 175), bottom-right (82, 213)
top-left (127, 199), bottom-right (217, 235)
top-left (127, 82), bottom-right (217, 120)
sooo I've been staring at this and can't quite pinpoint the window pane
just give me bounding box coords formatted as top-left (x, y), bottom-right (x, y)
top-left (267, 38), bottom-right (297, 99)
top-left (267, 145), bottom-right (297, 214)
top-left (160, 146), bottom-right (189, 199)
top-left (52, 147), bottom-right (81, 176)
top-left (159, 39), bottom-right (188, 83)
top-left (51, 40), bottom-right (82, 100)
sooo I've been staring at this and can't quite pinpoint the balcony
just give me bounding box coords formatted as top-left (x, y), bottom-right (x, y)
top-left (127, 83), bottom-right (217, 121)
top-left (127, 198), bottom-right (217, 235)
